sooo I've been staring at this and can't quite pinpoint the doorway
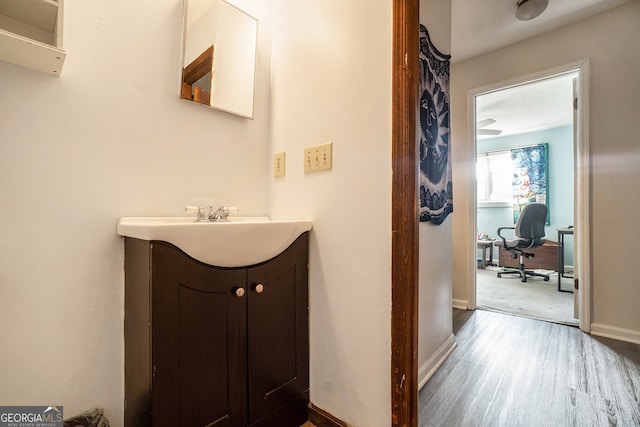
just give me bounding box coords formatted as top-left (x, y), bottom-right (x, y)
top-left (474, 72), bottom-right (578, 325)
top-left (468, 61), bottom-right (591, 331)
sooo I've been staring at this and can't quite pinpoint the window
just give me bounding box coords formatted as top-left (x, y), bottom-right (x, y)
top-left (477, 151), bottom-right (512, 207)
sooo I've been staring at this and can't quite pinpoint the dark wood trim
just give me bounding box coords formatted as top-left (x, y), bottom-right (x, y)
top-left (193, 85), bottom-right (211, 105)
top-left (182, 45), bottom-right (214, 84)
top-left (308, 403), bottom-right (350, 427)
top-left (181, 82), bottom-right (193, 100)
top-left (391, 1), bottom-right (419, 427)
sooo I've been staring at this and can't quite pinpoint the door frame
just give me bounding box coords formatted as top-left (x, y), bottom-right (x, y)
top-left (391, 0), bottom-right (419, 426)
top-left (466, 59), bottom-right (591, 331)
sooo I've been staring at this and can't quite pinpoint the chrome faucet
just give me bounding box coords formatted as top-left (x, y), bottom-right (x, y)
top-left (207, 206), bottom-right (239, 222)
top-left (185, 205), bottom-right (239, 222)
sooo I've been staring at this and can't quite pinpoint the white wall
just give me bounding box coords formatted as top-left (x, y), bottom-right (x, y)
top-left (451, 2), bottom-right (640, 338)
top-left (0, 0), bottom-right (271, 424)
top-left (418, 0), bottom-right (454, 387)
top-left (268, 1), bottom-right (392, 425)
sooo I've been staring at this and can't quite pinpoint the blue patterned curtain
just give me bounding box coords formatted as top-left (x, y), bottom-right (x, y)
top-left (419, 25), bottom-right (453, 225)
top-left (511, 143), bottom-right (549, 224)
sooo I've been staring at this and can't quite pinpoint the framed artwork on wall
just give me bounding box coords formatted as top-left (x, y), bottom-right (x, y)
top-left (511, 143), bottom-right (549, 224)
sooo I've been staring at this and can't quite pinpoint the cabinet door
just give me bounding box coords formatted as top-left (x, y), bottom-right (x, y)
top-left (151, 242), bottom-right (248, 427)
top-left (246, 234), bottom-right (309, 425)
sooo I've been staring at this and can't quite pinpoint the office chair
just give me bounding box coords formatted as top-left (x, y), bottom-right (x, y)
top-left (494, 203), bottom-right (550, 282)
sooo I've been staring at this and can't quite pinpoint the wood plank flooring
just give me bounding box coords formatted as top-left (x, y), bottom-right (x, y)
top-left (419, 309), bottom-right (640, 426)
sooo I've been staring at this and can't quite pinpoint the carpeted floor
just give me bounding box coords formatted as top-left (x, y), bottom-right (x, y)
top-left (476, 266), bottom-right (578, 325)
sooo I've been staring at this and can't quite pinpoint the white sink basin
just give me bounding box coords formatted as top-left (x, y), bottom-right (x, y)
top-left (117, 216), bottom-right (312, 267)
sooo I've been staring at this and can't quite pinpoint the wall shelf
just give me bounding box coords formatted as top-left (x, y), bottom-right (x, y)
top-left (0, 0), bottom-right (65, 75)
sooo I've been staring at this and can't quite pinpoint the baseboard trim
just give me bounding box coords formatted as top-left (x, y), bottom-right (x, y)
top-left (452, 298), bottom-right (468, 310)
top-left (418, 334), bottom-right (457, 390)
top-left (590, 323), bottom-right (640, 345)
top-left (308, 403), bottom-right (351, 427)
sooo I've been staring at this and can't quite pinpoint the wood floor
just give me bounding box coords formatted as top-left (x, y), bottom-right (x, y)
top-left (419, 309), bottom-right (640, 426)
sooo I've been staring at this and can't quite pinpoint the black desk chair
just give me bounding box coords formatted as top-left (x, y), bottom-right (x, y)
top-left (494, 203), bottom-right (550, 283)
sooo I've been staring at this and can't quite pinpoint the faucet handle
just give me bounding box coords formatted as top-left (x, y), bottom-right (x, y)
top-left (207, 205), bottom-right (239, 221)
top-left (219, 206), bottom-right (239, 218)
top-left (185, 205), bottom-right (206, 222)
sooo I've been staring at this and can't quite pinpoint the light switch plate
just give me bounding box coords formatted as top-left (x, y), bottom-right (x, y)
top-left (304, 142), bottom-right (332, 173)
top-left (274, 152), bottom-right (286, 177)
top-left (304, 148), bottom-right (313, 173)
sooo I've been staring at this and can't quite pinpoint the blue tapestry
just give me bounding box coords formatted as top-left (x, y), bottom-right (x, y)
top-left (419, 25), bottom-right (452, 225)
top-left (511, 143), bottom-right (549, 224)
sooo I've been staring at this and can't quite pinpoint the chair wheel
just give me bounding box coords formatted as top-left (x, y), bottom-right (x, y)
top-left (521, 277), bottom-right (527, 282)
top-left (497, 273), bottom-right (502, 278)
top-left (544, 276), bottom-right (550, 281)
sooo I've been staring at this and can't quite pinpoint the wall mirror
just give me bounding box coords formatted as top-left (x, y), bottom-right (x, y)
top-left (181, 0), bottom-right (258, 118)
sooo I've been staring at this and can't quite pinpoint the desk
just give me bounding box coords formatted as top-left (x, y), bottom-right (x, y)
top-left (498, 241), bottom-right (558, 271)
top-left (557, 228), bottom-right (574, 292)
top-left (477, 240), bottom-right (494, 269)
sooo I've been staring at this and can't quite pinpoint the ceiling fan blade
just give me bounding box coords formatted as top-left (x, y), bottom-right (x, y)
top-left (476, 118), bottom-right (496, 128)
top-left (477, 129), bottom-right (503, 136)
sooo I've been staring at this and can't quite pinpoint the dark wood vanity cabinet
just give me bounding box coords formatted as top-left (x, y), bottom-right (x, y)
top-left (124, 233), bottom-right (309, 427)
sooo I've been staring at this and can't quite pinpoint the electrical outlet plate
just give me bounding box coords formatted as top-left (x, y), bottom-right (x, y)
top-left (274, 152), bottom-right (286, 177)
top-left (304, 142), bottom-right (332, 173)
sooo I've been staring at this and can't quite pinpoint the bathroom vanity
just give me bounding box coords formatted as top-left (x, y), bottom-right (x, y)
top-left (120, 217), bottom-right (310, 427)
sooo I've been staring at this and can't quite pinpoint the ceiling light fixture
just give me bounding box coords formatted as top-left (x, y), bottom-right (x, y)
top-left (516, 0), bottom-right (549, 21)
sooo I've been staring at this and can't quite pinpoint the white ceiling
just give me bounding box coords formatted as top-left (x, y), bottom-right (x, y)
top-left (451, 0), bottom-right (633, 139)
top-left (451, 0), bottom-right (632, 63)
top-left (475, 72), bottom-right (577, 139)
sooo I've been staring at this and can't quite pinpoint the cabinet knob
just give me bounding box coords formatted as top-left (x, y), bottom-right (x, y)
top-left (235, 287), bottom-right (245, 298)
top-left (255, 283), bottom-right (264, 294)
